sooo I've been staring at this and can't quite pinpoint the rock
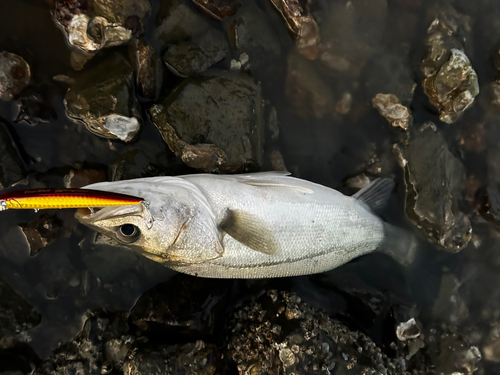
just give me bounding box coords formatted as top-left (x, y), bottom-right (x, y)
top-left (149, 70), bottom-right (264, 172)
top-left (64, 55), bottom-right (141, 142)
top-left (130, 274), bottom-right (229, 336)
top-left (372, 93), bottom-right (412, 131)
top-left (129, 39), bottom-right (163, 100)
top-left (0, 342), bottom-right (39, 375)
top-left (407, 326), bottom-right (481, 375)
top-left (19, 214), bottom-right (63, 256)
top-left (34, 310), bottom-right (133, 375)
top-left (393, 122), bottom-right (472, 251)
top-left (432, 272), bottom-right (469, 324)
top-left (0, 52), bottom-right (30, 101)
top-left (190, 0), bottom-right (240, 21)
top-left (335, 91), bottom-right (352, 115)
top-left (285, 52), bottom-right (335, 119)
top-left (229, 1), bottom-right (282, 69)
top-left (63, 168), bottom-right (107, 188)
top-left (396, 318), bottom-right (421, 341)
top-left (163, 27), bottom-right (229, 77)
top-left (0, 276), bottom-right (41, 338)
top-left (0, 120), bottom-right (27, 189)
top-left (361, 47), bottom-right (415, 106)
top-left (14, 85), bottom-right (58, 126)
top-left (229, 290), bottom-right (406, 375)
top-left (268, 0), bottom-right (320, 59)
top-left (317, 0), bottom-right (388, 78)
top-left (53, 0), bottom-right (151, 56)
top-left (123, 341), bottom-right (220, 375)
top-left (421, 6), bottom-right (479, 124)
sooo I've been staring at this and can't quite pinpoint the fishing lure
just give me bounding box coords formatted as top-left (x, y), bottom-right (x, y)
top-left (0, 188), bottom-right (144, 211)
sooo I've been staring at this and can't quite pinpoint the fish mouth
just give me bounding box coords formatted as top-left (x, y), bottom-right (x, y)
top-left (75, 204), bottom-right (144, 225)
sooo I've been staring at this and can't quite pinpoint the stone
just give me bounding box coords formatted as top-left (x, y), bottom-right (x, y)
top-left (64, 55), bottom-right (141, 142)
top-left (0, 52), bottom-right (30, 101)
top-left (394, 122), bottom-right (472, 251)
top-left (149, 70), bottom-right (264, 173)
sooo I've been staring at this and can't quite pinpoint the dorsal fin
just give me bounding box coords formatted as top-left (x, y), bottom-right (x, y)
top-left (352, 178), bottom-right (394, 214)
top-left (220, 209), bottom-right (279, 255)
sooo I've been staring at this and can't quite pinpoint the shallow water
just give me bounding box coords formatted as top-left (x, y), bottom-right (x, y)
top-left (0, 0), bottom-right (500, 373)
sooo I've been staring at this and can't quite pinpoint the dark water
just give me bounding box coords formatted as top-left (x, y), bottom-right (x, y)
top-left (0, 0), bottom-right (500, 373)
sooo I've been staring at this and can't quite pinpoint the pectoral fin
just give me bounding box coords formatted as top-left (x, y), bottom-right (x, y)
top-left (221, 209), bottom-right (279, 255)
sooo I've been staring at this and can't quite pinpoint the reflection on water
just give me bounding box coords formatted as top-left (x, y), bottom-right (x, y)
top-left (0, 0), bottom-right (500, 373)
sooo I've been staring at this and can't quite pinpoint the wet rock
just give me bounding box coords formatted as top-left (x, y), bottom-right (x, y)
top-left (317, 0), bottom-right (388, 78)
top-left (0, 276), bottom-right (41, 338)
top-left (149, 70), bottom-right (264, 172)
top-left (335, 91), bottom-right (352, 115)
top-left (64, 168), bottom-right (107, 188)
top-left (432, 273), bottom-right (469, 324)
top-left (130, 274), bottom-right (229, 337)
top-left (0, 52), bottom-right (30, 101)
top-left (268, 0), bottom-right (320, 59)
top-left (421, 6), bottom-right (479, 124)
top-left (0, 341), bottom-right (39, 375)
top-left (0, 121), bottom-right (27, 189)
top-left (346, 173), bottom-right (371, 190)
top-left (163, 27), bottom-right (229, 77)
top-left (19, 214), bottom-right (63, 256)
top-left (407, 326), bottom-right (481, 375)
top-left (229, 290), bottom-right (406, 375)
top-left (35, 310), bottom-right (133, 375)
top-left (285, 52), bottom-right (335, 119)
top-left (394, 122), bottom-right (472, 251)
top-left (372, 93), bottom-right (412, 131)
top-left (191, 0), bottom-right (240, 21)
top-left (64, 55), bottom-right (141, 142)
top-left (229, 2), bottom-right (282, 69)
top-left (53, 0), bottom-right (151, 56)
top-left (14, 85), bottom-right (58, 126)
top-left (123, 341), bottom-right (220, 375)
top-left (361, 47), bottom-right (415, 106)
top-left (129, 39), bottom-right (162, 100)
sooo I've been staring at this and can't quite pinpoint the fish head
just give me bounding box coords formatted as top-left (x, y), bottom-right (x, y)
top-left (75, 178), bottom-right (223, 267)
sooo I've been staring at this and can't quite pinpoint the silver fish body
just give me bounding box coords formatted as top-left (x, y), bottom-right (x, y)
top-left (75, 172), bottom-right (392, 278)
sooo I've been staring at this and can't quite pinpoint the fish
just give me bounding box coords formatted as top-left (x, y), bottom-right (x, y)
top-left (0, 188), bottom-right (143, 211)
top-left (75, 172), bottom-right (403, 279)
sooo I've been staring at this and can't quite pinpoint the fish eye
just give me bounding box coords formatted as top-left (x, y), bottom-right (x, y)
top-left (116, 223), bottom-right (140, 243)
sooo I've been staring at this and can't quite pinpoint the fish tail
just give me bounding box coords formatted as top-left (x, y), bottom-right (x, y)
top-left (379, 223), bottom-right (419, 267)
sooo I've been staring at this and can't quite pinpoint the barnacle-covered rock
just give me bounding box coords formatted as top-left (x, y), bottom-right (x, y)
top-left (421, 6), bottom-right (479, 124)
top-left (394, 122), bottom-right (472, 251)
top-left (268, 0), bottom-right (319, 59)
top-left (53, 0), bottom-right (151, 56)
top-left (372, 93), bottom-right (412, 130)
top-left (229, 290), bottom-right (406, 375)
top-left (34, 310), bottom-right (133, 375)
top-left (0, 52), bottom-right (30, 101)
top-left (123, 341), bottom-right (220, 375)
top-left (64, 55), bottom-right (141, 142)
top-left (149, 70), bottom-right (264, 173)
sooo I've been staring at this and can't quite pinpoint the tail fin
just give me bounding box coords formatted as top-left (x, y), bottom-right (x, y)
top-left (380, 223), bottom-right (419, 266)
